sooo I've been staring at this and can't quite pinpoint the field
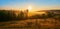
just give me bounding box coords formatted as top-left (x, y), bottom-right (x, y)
top-left (0, 10), bottom-right (60, 29)
top-left (0, 18), bottom-right (60, 29)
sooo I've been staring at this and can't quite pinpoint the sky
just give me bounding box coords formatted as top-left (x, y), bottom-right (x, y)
top-left (0, 0), bottom-right (60, 11)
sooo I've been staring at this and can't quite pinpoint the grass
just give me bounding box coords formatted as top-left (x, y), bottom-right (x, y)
top-left (0, 18), bottom-right (60, 29)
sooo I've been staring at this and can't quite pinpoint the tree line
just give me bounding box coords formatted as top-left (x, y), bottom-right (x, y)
top-left (0, 10), bottom-right (60, 22)
top-left (0, 10), bottom-right (25, 22)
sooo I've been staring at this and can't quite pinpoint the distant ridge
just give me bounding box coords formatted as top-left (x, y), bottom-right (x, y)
top-left (36, 9), bottom-right (60, 14)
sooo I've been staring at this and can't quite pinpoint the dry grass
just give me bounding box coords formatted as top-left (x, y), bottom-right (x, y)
top-left (0, 18), bottom-right (60, 29)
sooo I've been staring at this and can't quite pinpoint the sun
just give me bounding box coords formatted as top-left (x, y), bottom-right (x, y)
top-left (28, 5), bottom-right (32, 11)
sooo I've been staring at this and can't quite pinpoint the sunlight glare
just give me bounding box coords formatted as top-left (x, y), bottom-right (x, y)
top-left (28, 5), bottom-right (32, 11)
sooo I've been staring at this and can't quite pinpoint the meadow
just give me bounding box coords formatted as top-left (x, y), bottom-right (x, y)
top-left (0, 10), bottom-right (60, 29)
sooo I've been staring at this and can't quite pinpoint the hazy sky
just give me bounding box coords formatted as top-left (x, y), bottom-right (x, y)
top-left (0, 0), bottom-right (60, 10)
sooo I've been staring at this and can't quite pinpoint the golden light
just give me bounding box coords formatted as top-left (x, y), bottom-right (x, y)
top-left (28, 5), bottom-right (32, 11)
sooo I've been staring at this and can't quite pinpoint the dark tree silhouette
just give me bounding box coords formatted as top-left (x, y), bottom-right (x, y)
top-left (42, 14), bottom-right (47, 21)
top-left (46, 12), bottom-right (55, 18)
top-left (17, 11), bottom-right (24, 20)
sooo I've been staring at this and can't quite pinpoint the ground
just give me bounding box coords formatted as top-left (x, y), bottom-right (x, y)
top-left (0, 18), bottom-right (60, 29)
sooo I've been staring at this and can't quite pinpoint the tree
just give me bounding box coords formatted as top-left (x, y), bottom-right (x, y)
top-left (42, 14), bottom-right (47, 21)
top-left (17, 11), bottom-right (24, 20)
top-left (0, 10), bottom-right (9, 21)
top-left (47, 12), bottom-right (55, 18)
